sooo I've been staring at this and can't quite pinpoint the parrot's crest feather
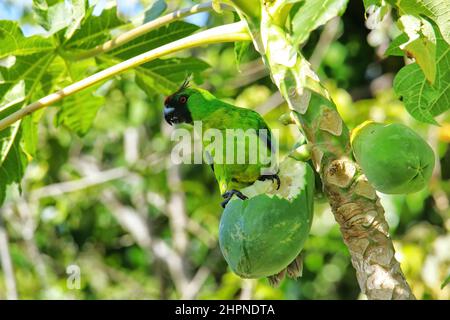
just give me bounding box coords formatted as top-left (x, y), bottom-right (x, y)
top-left (177, 75), bottom-right (192, 93)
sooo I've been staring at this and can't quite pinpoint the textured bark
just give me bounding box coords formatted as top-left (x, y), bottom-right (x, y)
top-left (294, 93), bottom-right (414, 299)
top-left (323, 161), bottom-right (415, 299)
top-left (240, 2), bottom-right (416, 299)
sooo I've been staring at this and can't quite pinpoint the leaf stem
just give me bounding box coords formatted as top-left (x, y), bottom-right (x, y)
top-left (70, 2), bottom-right (234, 60)
top-left (0, 22), bottom-right (250, 132)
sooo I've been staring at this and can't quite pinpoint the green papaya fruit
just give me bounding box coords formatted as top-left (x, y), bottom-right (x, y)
top-left (219, 158), bottom-right (314, 279)
top-left (351, 121), bottom-right (435, 194)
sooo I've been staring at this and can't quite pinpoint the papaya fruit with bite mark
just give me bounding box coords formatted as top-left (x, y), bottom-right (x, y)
top-left (219, 158), bottom-right (314, 279)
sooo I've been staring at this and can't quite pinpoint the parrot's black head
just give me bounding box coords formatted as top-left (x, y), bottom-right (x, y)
top-left (163, 78), bottom-right (193, 125)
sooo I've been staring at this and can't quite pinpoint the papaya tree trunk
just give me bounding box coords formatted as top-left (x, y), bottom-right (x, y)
top-left (237, 1), bottom-right (415, 300)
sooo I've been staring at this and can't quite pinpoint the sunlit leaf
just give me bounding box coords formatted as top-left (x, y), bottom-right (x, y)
top-left (0, 100), bottom-right (27, 205)
top-left (0, 130), bottom-right (27, 205)
top-left (393, 23), bottom-right (450, 124)
top-left (0, 20), bottom-right (55, 58)
top-left (396, 15), bottom-right (437, 83)
top-left (291, 0), bottom-right (348, 46)
top-left (0, 52), bottom-right (55, 102)
top-left (33, 0), bottom-right (73, 35)
top-left (63, 6), bottom-right (125, 50)
top-left (385, 33), bottom-right (408, 56)
top-left (65, 0), bottom-right (87, 39)
top-left (390, 0), bottom-right (450, 44)
top-left (56, 87), bottom-right (105, 136)
top-left (234, 41), bottom-right (251, 71)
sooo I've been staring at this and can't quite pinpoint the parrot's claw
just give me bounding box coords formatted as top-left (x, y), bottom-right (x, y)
top-left (221, 190), bottom-right (248, 208)
top-left (258, 174), bottom-right (281, 190)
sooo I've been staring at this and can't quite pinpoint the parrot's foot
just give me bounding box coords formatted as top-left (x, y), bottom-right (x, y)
top-left (258, 173), bottom-right (281, 190)
top-left (221, 190), bottom-right (248, 208)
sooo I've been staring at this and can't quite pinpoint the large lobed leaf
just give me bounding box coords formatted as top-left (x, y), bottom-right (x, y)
top-left (367, 0), bottom-right (450, 123)
top-left (365, 0), bottom-right (450, 45)
top-left (0, 19), bottom-right (57, 206)
top-left (388, 0), bottom-right (450, 44)
top-left (0, 1), bottom-right (211, 207)
top-left (0, 20), bottom-right (55, 58)
top-left (0, 52), bottom-right (55, 102)
top-left (393, 24), bottom-right (449, 124)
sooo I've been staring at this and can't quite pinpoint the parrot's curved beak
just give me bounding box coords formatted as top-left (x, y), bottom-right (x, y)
top-left (164, 106), bottom-right (176, 125)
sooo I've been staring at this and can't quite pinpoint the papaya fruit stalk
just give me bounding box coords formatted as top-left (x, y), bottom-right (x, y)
top-left (232, 1), bottom-right (415, 299)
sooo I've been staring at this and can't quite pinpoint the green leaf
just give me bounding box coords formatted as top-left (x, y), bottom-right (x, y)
top-left (234, 41), bottom-right (251, 71)
top-left (65, 0), bottom-right (87, 39)
top-left (385, 33), bottom-right (409, 56)
top-left (393, 23), bottom-right (450, 124)
top-left (63, 6), bottom-right (125, 50)
top-left (0, 17), bottom-right (62, 202)
top-left (291, 0), bottom-right (348, 46)
top-left (0, 20), bottom-right (55, 58)
top-left (397, 15), bottom-right (437, 83)
top-left (55, 87), bottom-right (105, 136)
top-left (143, 0), bottom-right (167, 23)
top-left (135, 57), bottom-right (210, 96)
top-left (0, 52), bottom-right (55, 102)
top-left (33, 0), bottom-right (71, 35)
top-left (0, 100), bottom-right (27, 205)
top-left (391, 0), bottom-right (450, 44)
top-left (0, 51), bottom-right (57, 196)
top-left (109, 21), bottom-right (199, 60)
top-left (21, 115), bottom-right (38, 159)
top-left (0, 130), bottom-right (27, 205)
top-left (33, 0), bottom-right (86, 37)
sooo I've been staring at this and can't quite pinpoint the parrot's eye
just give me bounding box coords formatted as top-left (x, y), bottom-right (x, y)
top-left (179, 96), bottom-right (187, 104)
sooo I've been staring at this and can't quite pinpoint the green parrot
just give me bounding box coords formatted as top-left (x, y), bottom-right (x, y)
top-left (164, 79), bottom-right (280, 207)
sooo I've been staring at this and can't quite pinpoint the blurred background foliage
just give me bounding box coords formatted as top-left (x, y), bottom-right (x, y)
top-left (0, 0), bottom-right (448, 300)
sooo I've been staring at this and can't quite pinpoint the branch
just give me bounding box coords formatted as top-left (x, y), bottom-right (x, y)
top-left (239, 279), bottom-right (255, 300)
top-left (166, 164), bottom-right (189, 255)
top-left (101, 189), bottom-right (191, 295)
top-left (146, 190), bottom-right (216, 247)
top-left (181, 266), bottom-right (210, 300)
top-left (71, 2), bottom-right (234, 60)
top-left (0, 22), bottom-right (251, 132)
top-left (309, 17), bottom-right (341, 71)
top-left (30, 167), bottom-right (129, 200)
top-left (15, 201), bottom-right (50, 291)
